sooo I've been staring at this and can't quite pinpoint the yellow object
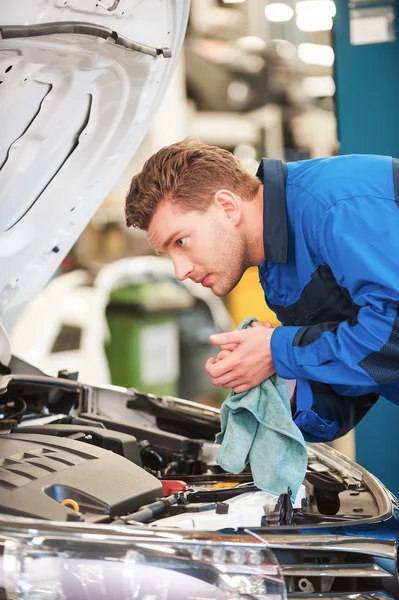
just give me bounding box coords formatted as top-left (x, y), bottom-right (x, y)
top-left (210, 482), bottom-right (240, 489)
top-left (227, 267), bottom-right (280, 327)
top-left (61, 498), bottom-right (80, 513)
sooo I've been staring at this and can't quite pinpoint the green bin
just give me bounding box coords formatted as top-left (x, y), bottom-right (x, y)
top-left (105, 280), bottom-right (191, 396)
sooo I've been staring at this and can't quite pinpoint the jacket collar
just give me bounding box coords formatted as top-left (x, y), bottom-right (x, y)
top-left (256, 158), bottom-right (288, 264)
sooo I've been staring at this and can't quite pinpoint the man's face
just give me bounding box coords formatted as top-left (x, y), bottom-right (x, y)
top-left (147, 199), bottom-right (246, 297)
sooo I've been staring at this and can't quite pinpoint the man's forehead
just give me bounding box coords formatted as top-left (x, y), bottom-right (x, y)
top-left (146, 202), bottom-right (188, 249)
top-left (145, 229), bottom-right (163, 253)
top-left (146, 225), bottom-right (164, 251)
top-left (146, 223), bottom-right (178, 254)
top-left (145, 200), bottom-right (170, 246)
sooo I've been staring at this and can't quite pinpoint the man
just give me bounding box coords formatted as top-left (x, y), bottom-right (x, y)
top-left (125, 138), bottom-right (399, 443)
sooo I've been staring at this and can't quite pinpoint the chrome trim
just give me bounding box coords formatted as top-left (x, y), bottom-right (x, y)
top-left (0, 517), bottom-right (396, 562)
top-left (0, 516), bottom-right (266, 547)
top-left (282, 563), bottom-right (392, 578)
top-left (0, 22), bottom-right (172, 58)
top-left (288, 595), bottom-right (395, 599)
top-left (245, 530), bottom-right (396, 560)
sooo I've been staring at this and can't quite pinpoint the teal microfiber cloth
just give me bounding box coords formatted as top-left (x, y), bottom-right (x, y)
top-left (215, 317), bottom-right (308, 498)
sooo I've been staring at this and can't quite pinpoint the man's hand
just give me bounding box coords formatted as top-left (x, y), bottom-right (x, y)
top-left (205, 321), bottom-right (276, 393)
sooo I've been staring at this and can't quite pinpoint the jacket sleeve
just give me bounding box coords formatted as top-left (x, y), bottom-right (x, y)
top-left (271, 192), bottom-right (399, 438)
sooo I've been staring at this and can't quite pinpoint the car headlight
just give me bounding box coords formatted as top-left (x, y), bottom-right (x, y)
top-left (0, 527), bottom-right (286, 600)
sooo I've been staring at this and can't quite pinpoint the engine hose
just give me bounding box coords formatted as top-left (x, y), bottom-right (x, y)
top-left (187, 485), bottom-right (258, 504)
top-left (120, 494), bottom-right (178, 524)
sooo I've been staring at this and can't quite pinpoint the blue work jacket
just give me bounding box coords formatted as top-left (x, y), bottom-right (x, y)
top-left (257, 154), bottom-right (399, 442)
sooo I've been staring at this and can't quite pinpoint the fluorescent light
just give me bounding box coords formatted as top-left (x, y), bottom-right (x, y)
top-left (302, 75), bottom-right (336, 97)
top-left (222, 0), bottom-right (246, 3)
top-left (298, 43), bottom-right (335, 66)
top-left (296, 1), bottom-right (335, 30)
top-left (296, 0), bottom-right (336, 17)
top-left (264, 3), bottom-right (294, 22)
top-left (296, 13), bottom-right (333, 30)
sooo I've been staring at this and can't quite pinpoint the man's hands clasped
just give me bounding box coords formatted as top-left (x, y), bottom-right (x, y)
top-left (205, 321), bottom-right (276, 394)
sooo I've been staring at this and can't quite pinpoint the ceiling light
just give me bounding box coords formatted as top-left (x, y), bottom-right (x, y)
top-left (297, 43), bottom-right (335, 66)
top-left (265, 3), bottom-right (295, 22)
top-left (296, 13), bottom-right (333, 30)
top-left (295, 0), bottom-right (335, 31)
top-left (296, 0), bottom-right (336, 17)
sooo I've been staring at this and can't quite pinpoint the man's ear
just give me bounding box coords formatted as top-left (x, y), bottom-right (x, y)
top-left (214, 189), bottom-right (242, 225)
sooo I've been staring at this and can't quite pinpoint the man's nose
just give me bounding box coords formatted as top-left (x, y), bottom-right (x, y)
top-left (173, 258), bottom-right (194, 281)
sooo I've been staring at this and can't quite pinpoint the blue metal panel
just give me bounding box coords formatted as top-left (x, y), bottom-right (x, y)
top-left (333, 0), bottom-right (399, 496)
top-left (333, 0), bottom-right (399, 156)
top-left (355, 398), bottom-right (399, 496)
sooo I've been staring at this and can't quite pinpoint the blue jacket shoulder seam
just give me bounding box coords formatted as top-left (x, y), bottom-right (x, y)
top-left (288, 182), bottom-right (326, 208)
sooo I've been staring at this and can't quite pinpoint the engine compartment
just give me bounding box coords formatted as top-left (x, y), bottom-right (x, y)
top-left (0, 370), bottom-right (382, 528)
top-left (1, 368), bottom-right (398, 599)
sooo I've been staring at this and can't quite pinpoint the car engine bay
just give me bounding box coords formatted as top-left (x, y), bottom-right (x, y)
top-left (0, 366), bottom-right (397, 598)
top-left (0, 369), bottom-right (384, 527)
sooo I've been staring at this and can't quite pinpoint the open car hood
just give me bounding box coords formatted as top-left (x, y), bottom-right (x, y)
top-left (0, 0), bottom-right (189, 364)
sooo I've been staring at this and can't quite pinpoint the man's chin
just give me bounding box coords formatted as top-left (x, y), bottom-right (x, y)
top-left (211, 282), bottom-right (234, 298)
top-left (211, 287), bottom-right (225, 297)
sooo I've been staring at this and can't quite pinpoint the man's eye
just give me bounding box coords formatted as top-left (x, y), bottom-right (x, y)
top-left (176, 238), bottom-right (186, 247)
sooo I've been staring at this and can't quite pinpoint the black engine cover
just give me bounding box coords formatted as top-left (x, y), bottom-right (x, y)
top-left (0, 432), bottom-right (162, 522)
